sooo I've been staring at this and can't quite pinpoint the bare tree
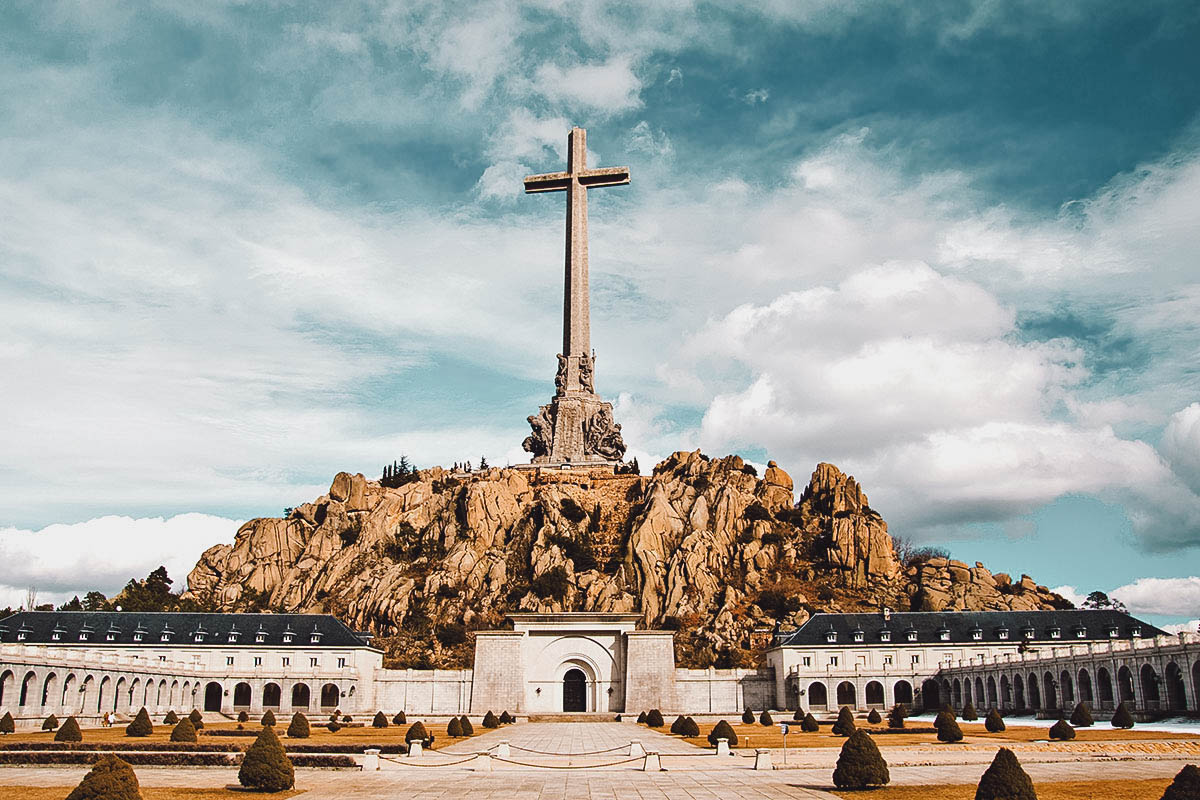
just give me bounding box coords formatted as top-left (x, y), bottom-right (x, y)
top-left (25, 586), bottom-right (37, 611)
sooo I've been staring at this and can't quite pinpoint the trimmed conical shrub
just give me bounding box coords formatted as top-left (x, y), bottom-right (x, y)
top-left (188, 709), bottom-right (204, 730)
top-left (975, 747), bottom-right (1036, 800)
top-left (499, 710), bottom-right (513, 724)
top-left (483, 711), bottom-right (500, 729)
top-left (0, 712), bottom-right (14, 734)
top-left (682, 716), bottom-right (700, 737)
top-left (802, 712), bottom-right (820, 732)
top-left (867, 708), bottom-right (882, 724)
top-left (636, 711), bottom-right (647, 724)
top-left (405, 721), bottom-right (429, 742)
top-left (1049, 719), bottom-right (1075, 740)
top-left (832, 729), bottom-right (890, 789)
top-left (936, 711), bottom-right (963, 743)
top-left (238, 724), bottom-right (294, 792)
top-left (237, 711), bottom-right (249, 723)
top-left (65, 753), bottom-right (141, 800)
top-left (170, 718), bottom-right (198, 743)
top-left (793, 708), bottom-right (804, 721)
top-left (261, 709), bottom-right (276, 727)
top-left (460, 715), bottom-right (474, 735)
top-left (286, 712), bottom-right (309, 739)
top-left (42, 714), bottom-right (59, 731)
top-left (646, 709), bottom-right (664, 728)
top-left (742, 707), bottom-right (755, 724)
top-left (963, 702), bottom-right (978, 721)
top-left (1161, 764), bottom-right (1200, 800)
top-left (373, 711), bottom-right (388, 728)
top-left (125, 708), bottom-right (153, 737)
top-left (707, 719), bottom-right (738, 747)
top-left (447, 717), bottom-right (463, 737)
top-left (162, 710), bottom-right (178, 725)
top-left (985, 708), bottom-right (1006, 733)
top-left (392, 711), bottom-right (407, 725)
top-left (1070, 702), bottom-right (1094, 727)
top-left (832, 706), bottom-right (856, 736)
top-left (670, 715), bottom-right (687, 734)
top-left (55, 716), bottom-right (83, 742)
top-left (760, 709), bottom-right (774, 726)
top-left (1111, 701), bottom-right (1135, 729)
top-left (888, 704), bottom-right (906, 729)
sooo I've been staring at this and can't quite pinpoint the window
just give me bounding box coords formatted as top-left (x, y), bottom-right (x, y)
top-left (1075, 627), bottom-right (1087, 638)
top-left (337, 657), bottom-right (347, 668)
top-left (879, 630), bottom-right (891, 642)
top-left (161, 633), bottom-right (170, 642)
top-left (79, 632), bottom-right (90, 641)
top-left (159, 655), bottom-right (167, 662)
top-left (1131, 626), bottom-right (1142, 637)
top-left (310, 634), bottom-right (321, 644)
top-left (16, 632), bottom-right (26, 641)
top-left (309, 657), bottom-right (318, 667)
top-left (1049, 627), bottom-right (1061, 639)
top-left (228, 633), bottom-right (239, 643)
top-left (829, 656), bottom-right (839, 667)
top-left (283, 634), bottom-right (294, 643)
top-left (106, 633), bottom-right (116, 641)
top-left (883, 655), bottom-right (893, 665)
top-left (906, 630), bottom-right (918, 642)
top-left (997, 629), bottom-right (1009, 640)
top-left (938, 630), bottom-right (951, 641)
top-left (133, 633), bottom-right (143, 642)
top-left (910, 654), bottom-right (920, 664)
top-left (52, 631), bottom-right (62, 641)
top-left (254, 656), bottom-right (262, 667)
top-left (802, 656), bottom-right (811, 667)
top-left (1108, 626), bottom-right (1119, 638)
top-left (825, 631), bottom-right (837, 643)
top-left (226, 656), bottom-right (235, 666)
top-left (853, 631), bottom-right (864, 642)
top-left (971, 629), bottom-right (983, 641)
top-left (256, 633), bottom-right (265, 643)
top-left (194, 633), bottom-right (205, 643)
top-left (282, 657), bottom-right (290, 667)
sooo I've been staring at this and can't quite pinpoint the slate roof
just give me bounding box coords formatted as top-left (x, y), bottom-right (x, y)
top-left (0, 612), bottom-right (375, 648)
top-left (777, 609), bottom-right (1167, 648)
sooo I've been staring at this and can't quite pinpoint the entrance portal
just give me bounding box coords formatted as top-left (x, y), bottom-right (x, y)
top-left (204, 682), bottom-right (222, 712)
top-left (562, 668), bottom-right (586, 712)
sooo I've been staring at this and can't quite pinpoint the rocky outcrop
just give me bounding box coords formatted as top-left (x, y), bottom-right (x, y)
top-left (907, 559), bottom-right (1068, 612)
top-left (184, 453), bottom-right (1066, 668)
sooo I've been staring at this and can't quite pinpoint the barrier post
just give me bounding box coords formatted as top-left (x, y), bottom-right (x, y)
top-left (496, 740), bottom-right (510, 758)
top-left (408, 740), bottom-right (423, 758)
top-left (629, 740), bottom-right (645, 757)
top-left (716, 737), bottom-right (730, 756)
top-left (754, 748), bottom-right (773, 770)
top-left (363, 747), bottom-right (380, 771)
top-left (642, 751), bottom-right (662, 771)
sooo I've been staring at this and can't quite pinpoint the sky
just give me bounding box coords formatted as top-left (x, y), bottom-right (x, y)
top-left (1, 1), bottom-right (1198, 631)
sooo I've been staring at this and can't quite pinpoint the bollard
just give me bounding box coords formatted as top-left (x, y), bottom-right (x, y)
top-left (363, 747), bottom-right (380, 771)
top-left (473, 753), bottom-right (493, 772)
top-left (754, 748), bottom-right (773, 771)
top-left (496, 740), bottom-right (510, 758)
top-left (716, 737), bottom-right (730, 756)
top-left (642, 751), bottom-right (662, 772)
top-left (629, 740), bottom-right (645, 757)
top-left (408, 740), bottom-right (423, 758)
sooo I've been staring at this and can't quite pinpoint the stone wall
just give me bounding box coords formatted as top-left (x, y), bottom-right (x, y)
top-left (370, 668), bottom-right (474, 715)
top-left (673, 667), bottom-right (776, 714)
top-left (469, 631), bottom-right (525, 714)
top-left (624, 631), bottom-right (678, 712)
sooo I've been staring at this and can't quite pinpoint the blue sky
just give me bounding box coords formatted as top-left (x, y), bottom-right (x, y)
top-left (1, 1), bottom-right (1198, 628)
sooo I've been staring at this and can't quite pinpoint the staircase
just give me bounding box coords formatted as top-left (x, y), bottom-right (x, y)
top-left (526, 713), bottom-right (621, 722)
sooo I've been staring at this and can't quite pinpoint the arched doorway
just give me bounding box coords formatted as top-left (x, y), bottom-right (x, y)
top-left (19, 671), bottom-right (36, 706)
top-left (808, 682), bottom-right (828, 709)
top-left (1165, 663), bottom-right (1186, 711)
top-left (61, 674), bottom-right (77, 713)
top-left (987, 677), bottom-right (998, 708)
top-left (865, 681), bottom-right (884, 707)
top-left (1078, 669), bottom-right (1093, 703)
top-left (291, 683), bottom-right (310, 709)
top-left (1043, 672), bottom-right (1057, 709)
top-left (98, 676), bottom-right (111, 713)
top-left (204, 682), bottom-right (222, 712)
top-left (893, 680), bottom-right (913, 706)
top-left (836, 681), bottom-right (856, 708)
top-left (320, 683), bottom-right (340, 709)
top-left (562, 669), bottom-right (586, 712)
top-left (1098, 668), bottom-right (1114, 707)
top-left (1059, 671), bottom-right (1073, 704)
top-left (233, 682), bottom-right (252, 708)
top-left (1013, 674), bottom-right (1025, 711)
top-left (1028, 674), bottom-right (1042, 710)
top-left (921, 679), bottom-right (940, 711)
top-left (1117, 666), bottom-right (1135, 704)
top-left (1140, 664), bottom-right (1160, 710)
top-left (952, 679), bottom-right (962, 707)
top-left (0, 670), bottom-right (13, 707)
top-left (263, 683), bottom-right (281, 708)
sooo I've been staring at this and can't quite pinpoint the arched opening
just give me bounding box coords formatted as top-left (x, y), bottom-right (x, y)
top-left (129, 678), bottom-right (140, 711)
top-left (1043, 672), bottom-right (1057, 709)
top-left (1140, 664), bottom-right (1160, 710)
top-left (61, 674), bottom-right (77, 712)
top-left (157, 680), bottom-right (167, 708)
top-left (263, 683), bottom-right (281, 708)
top-left (233, 682), bottom-right (252, 708)
top-left (169, 680), bottom-right (179, 708)
top-left (1165, 663), bottom-right (1186, 711)
top-left (1028, 673), bottom-right (1041, 710)
top-left (19, 671), bottom-right (36, 706)
top-left (942, 680), bottom-right (952, 708)
top-left (975, 678), bottom-right (985, 707)
top-left (1013, 675), bottom-right (1025, 711)
top-left (837, 681), bottom-right (856, 707)
top-left (987, 677), bottom-right (998, 708)
top-left (291, 683), bottom-right (310, 709)
top-left (182, 682), bottom-right (191, 709)
top-left (808, 682), bottom-right (828, 709)
top-left (865, 681), bottom-right (884, 707)
top-left (114, 677), bottom-right (127, 712)
top-left (0, 670), bottom-right (12, 708)
top-left (41, 673), bottom-right (58, 707)
top-left (920, 679), bottom-right (940, 711)
top-left (1193, 662), bottom-right (1200, 712)
top-left (1000, 675), bottom-right (1011, 709)
top-left (98, 676), bottom-right (111, 713)
top-left (1059, 671), bottom-right (1073, 704)
top-left (80, 676), bottom-right (94, 713)
top-left (562, 669), bottom-right (586, 712)
top-left (320, 683), bottom-right (339, 709)
top-left (1117, 666), bottom-right (1135, 704)
top-left (204, 682), bottom-right (223, 712)
top-left (893, 680), bottom-right (913, 706)
top-left (1078, 669), bottom-right (1093, 703)
top-left (952, 679), bottom-right (962, 707)
top-left (1098, 668), bottom-right (1114, 705)
top-left (963, 678), bottom-right (972, 705)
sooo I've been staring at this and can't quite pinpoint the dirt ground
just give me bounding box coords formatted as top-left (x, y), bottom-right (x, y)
top-left (828, 778), bottom-right (1172, 800)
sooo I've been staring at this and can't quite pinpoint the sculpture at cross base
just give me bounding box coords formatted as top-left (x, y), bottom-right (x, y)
top-left (520, 127), bottom-right (627, 466)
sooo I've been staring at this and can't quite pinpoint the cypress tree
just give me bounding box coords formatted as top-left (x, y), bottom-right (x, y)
top-left (887, 704), bottom-right (906, 729)
top-left (1111, 701), bottom-right (1135, 729)
top-left (55, 716), bottom-right (83, 742)
top-left (286, 712), bottom-right (310, 739)
top-left (801, 712), bottom-right (820, 732)
top-left (238, 724), bottom-right (294, 792)
top-left (936, 711), bottom-right (964, 743)
top-left (759, 709), bottom-right (774, 726)
top-left (962, 701), bottom-right (978, 721)
top-left (646, 709), bottom-right (664, 728)
top-left (65, 753), bottom-right (142, 800)
top-left (188, 708), bottom-right (204, 730)
top-left (975, 747), bottom-right (1036, 800)
top-left (169, 718), bottom-right (198, 743)
top-left (707, 719), bottom-right (738, 747)
top-left (125, 708), bottom-right (153, 737)
top-left (460, 715), bottom-right (474, 735)
top-left (42, 714), bottom-right (59, 731)
top-left (832, 706), bottom-right (856, 736)
top-left (483, 711), bottom-right (500, 729)
top-left (985, 708), bottom-right (1006, 733)
top-left (261, 709), bottom-right (276, 727)
top-left (405, 721), bottom-right (429, 742)
top-left (392, 711), bottom-right (406, 725)
top-left (1070, 702), bottom-right (1094, 727)
top-left (373, 711), bottom-right (388, 728)
top-left (0, 712), bottom-right (14, 734)
top-left (1161, 764), bottom-right (1200, 800)
top-left (1049, 719), bottom-right (1075, 740)
top-left (447, 717), bottom-right (463, 737)
top-left (832, 729), bottom-right (890, 789)
top-left (867, 708), bottom-right (882, 724)
top-left (162, 710), bottom-right (179, 725)
top-left (742, 707), bottom-right (755, 724)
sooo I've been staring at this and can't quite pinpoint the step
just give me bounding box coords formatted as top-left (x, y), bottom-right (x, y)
top-left (526, 713), bottom-right (621, 723)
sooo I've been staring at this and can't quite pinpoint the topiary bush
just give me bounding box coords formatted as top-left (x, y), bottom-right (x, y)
top-left (55, 716), bottom-right (83, 743)
top-left (1070, 702), bottom-right (1094, 727)
top-left (670, 716), bottom-right (687, 735)
top-left (261, 710), bottom-right (276, 727)
top-left (707, 719), bottom-right (738, 747)
top-left (326, 721), bottom-right (341, 733)
top-left (42, 714), bottom-right (59, 731)
top-left (962, 702), bottom-right (978, 721)
top-left (238, 724), bottom-right (294, 792)
top-left (936, 711), bottom-right (963, 743)
top-left (499, 711), bottom-right (513, 724)
top-left (975, 747), bottom-right (1036, 800)
top-left (238, 711), bottom-right (250, 723)
top-left (405, 721), bottom-right (429, 742)
top-left (802, 712), bottom-right (820, 732)
top-left (373, 711), bottom-right (388, 728)
top-left (1049, 719), bottom-right (1075, 740)
top-left (65, 753), bottom-right (141, 800)
top-left (760, 709), bottom-right (774, 726)
top-left (447, 717), bottom-right (463, 737)
top-left (188, 709), bottom-right (204, 730)
top-left (1111, 701), bottom-right (1135, 729)
top-left (793, 708), bottom-right (804, 721)
top-left (832, 706), bottom-right (856, 736)
top-left (867, 708), bottom-right (882, 724)
top-left (392, 711), bottom-right (406, 725)
top-left (162, 711), bottom-right (178, 725)
top-left (646, 709), bottom-right (664, 728)
top-left (483, 711), bottom-right (500, 729)
top-left (0, 712), bottom-right (14, 734)
top-left (1161, 764), bottom-right (1200, 800)
top-left (742, 708), bottom-right (755, 725)
top-left (888, 704), bottom-right (906, 729)
top-left (832, 729), bottom-right (890, 789)
top-left (170, 718), bottom-right (198, 743)
top-left (460, 716), bottom-right (474, 735)
top-left (286, 713), bottom-right (310, 739)
top-left (682, 717), bottom-right (700, 737)
top-left (985, 708), bottom-right (1006, 733)
top-left (636, 711), bottom-right (647, 724)
top-left (125, 708), bottom-right (153, 738)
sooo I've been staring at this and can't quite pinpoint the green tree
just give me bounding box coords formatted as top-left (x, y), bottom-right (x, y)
top-left (372, 711), bottom-right (388, 728)
top-left (936, 711), bottom-right (963, 743)
top-left (42, 714), bottom-right (59, 731)
top-left (887, 704), bottom-right (906, 729)
top-left (832, 730), bottom-right (890, 789)
top-left (405, 721), bottom-right (429, 742)
top-left (162, 710), bottom-right (179, 725)
top-left (188, 709), bottom-right (204, 730)
top-left (646, 709), bottom-right (665, 728)
top-left (962, 701), bottom-right (978, 721)
top-left (867, 708), bottom-right (882, 724)
top-left (65, 754), bottom-right (142, 800)
top-left (985, 708), bottom-right (1006, 733)
top-left (975, 747), bottom-right (1036, 800)
top-left (1111, 701), bottom-right (1135, 729)
top-left (0, 712), bottom-right (14, 734)
top-left (170, 718), bottom-right (198, 743)
top-left (759, 709), bottom-right (774, 726)
top-left (1049, 719), bottom-right (1075, 740)
top-left (707, 719), bottom-right (738, 747)
top-left (459, 715), bottom-right (474, 735)
top-left (125, 708), bottom-right (153, 737)
top-left (392, 711), bottom-right (406, 725)
top-left (286, 713), bottom-right (309, 739)
top-left (447, 717), bottom-right (463, 737)
top-left (483, 711), bottom-right (500, 729)
top-left (1070, 702), bottom-right (1094, 727)
top-left (238, 724), bottom-right (294, 792)
top-left (58, 596), bottom-right (84, 611)
top-left (261, 709), bottom-right (276, 727)
top-left (741, 708), bottom-right (755, 724)
top-left (83, 591), bottom-right (109, 611)
top-left (55, 717), bottom-right (83, 742)
top-left (1161, 764), bottom-right (1200, 800)
top-left (832, 706), bottom-right (856, 736)
top-left (801, 712), bottom-right (820, 732)
top-left (1082, 590), bottom-right (1126, 613)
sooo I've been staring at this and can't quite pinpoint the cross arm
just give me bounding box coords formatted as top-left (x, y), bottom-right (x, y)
top-left (524, 166), bottom-right (631, 193)
top-left (524, 172), bottom-right (571, 193)
top-left (578, 166), bottom-right (630, 187)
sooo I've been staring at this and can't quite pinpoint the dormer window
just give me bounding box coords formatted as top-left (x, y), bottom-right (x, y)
top-left (79, 631), bottom-right (90, 641)
top-left (17, 631), bottom-right (26, 641)
top-left (1131, 626), bottom-right (1142, 638)
top-left (228, 631), bottom-right (239, 643)
top-left (133, 632), bottom-right (143, 642)
top-left (255, 632), bottom-right (266, 643)
top-left (1073, 626), bottom-right (1087, 638)
top-left (194, 633), bottom-right (205, 642)
top-left (1022, 626), bottom-right (1035, 640)
top-left (1108, 626), bottom-right (1119, 638)
top-left (852, 629), bottom-right (864, 643)
top-left (906, 629), bottom-right (918, 642)
top-left (161, 627), bottom-right (173, 642)
top-left (51, 631), bottom-right (61, 641)
top-left (997, 628), bottom-right (1009, 640)
top-left (282, 633), bottom-right (294, 643)
top-left (106, 633), bottom-right (116, 641)
top-left (970, 627), bottom-right (983, 641)
top-left (1049, 626), bottom-right (1061, 639)
top-left (825, 630), bottom-right (837, 643)
top-left (879, 630), bottom-right (891, 642)
top-left (938, 628), bottom-right (951, 642)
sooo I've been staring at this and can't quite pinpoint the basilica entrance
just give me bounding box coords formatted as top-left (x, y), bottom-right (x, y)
top-left (562, 668), bottom-right (586, 712)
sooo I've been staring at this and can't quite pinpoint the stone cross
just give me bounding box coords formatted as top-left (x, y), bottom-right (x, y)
top-left (525, 127), bottom-right (629, 393)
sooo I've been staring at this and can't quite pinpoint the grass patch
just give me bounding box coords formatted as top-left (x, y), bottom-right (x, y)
top-left (829, 778), bottom-right (1171, 800)
top-left (0, 790), bottom-right (302, 800)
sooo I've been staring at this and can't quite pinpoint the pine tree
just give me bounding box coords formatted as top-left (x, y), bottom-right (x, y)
top-left (707, 719), bottom-right (738, 747)
top-left (832, 729), bottom-right (890, 789)
top-left (42, 714), bottom-right (59, 731)
top-left (55, 716), bottom-right (83, 742)
top-left (1161, 764), bottom-right (1200, 800)
top-left (286, 712), bottom-right (310, 739)
top-left (1111, 701), bottom-right (1135, 729)
top-left (962, 701), bottom-right (978, 721)
top-left (125, 708), bottom-right (153, 737)
top-left (682, 717), bottom-right (700, 737)
top-left (793, 708), bottom-right (804, 721)
top-left (802, 712), bottom-right (820, 732)
top-left (759, 709), bottom-right (774, 726)
top-left (867, 708), bottom-right (882, 724)
top-left (832, 706), bottom-right (856, 736)
top-left (483, 711), bottom-right (500, 729)
top-left (373, 711), bottom-right (388, 728)
top-left (170, 718), bottom-right (198, 743)
top-left (1070, 702), bottom-right (1094, 727)
top-left (261, 709), bottom-right (276, 727)
top-left (975, 747), bottom-right (1036, 800)
top-left (742, 707), bottom-right (755, 724)
top-left (646, 709), bottom-right (664, 727)
top-left (936, 711), bottom-right (963, 743)
top-left (0, 712), bottom-right (14, 734)
top-left (238, 724), bottom-right (294, 792)
top-left (1049, 719), bottom-right (1075, 740)
top-left (887, 704), bottom-right (906, 729)
top-left (447, 717), bottom-right (463, 737)
top-left (65, 753), bottom-right (142, 800)
top-left (985, 708), bottom-right (1006, 733)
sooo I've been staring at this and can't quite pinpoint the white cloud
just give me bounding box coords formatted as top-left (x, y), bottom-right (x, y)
top-left (0, 514), bottom-right (241, 609)
top-left (742, 88), bottom-right (769, 105)
top-left (1162, 403), bottom-right (1200, 493)
top-left (533, 55), bottom-right (643, 115)
top-left (1111, 576), bottom-right (1200, 618)
top-left (1162, 619), bottom-right (1200, 636)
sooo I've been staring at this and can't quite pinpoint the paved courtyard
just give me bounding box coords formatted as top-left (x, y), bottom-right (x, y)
top-left (1, 721), bottom-right (1196, 799)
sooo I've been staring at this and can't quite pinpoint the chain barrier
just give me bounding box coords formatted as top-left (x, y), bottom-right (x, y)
top-left (492, 755), bottom-right (644, 769)
top-left (507, 744), bottom-right (627, 756)
top-left (378, 753), bottom-right (481, 768)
